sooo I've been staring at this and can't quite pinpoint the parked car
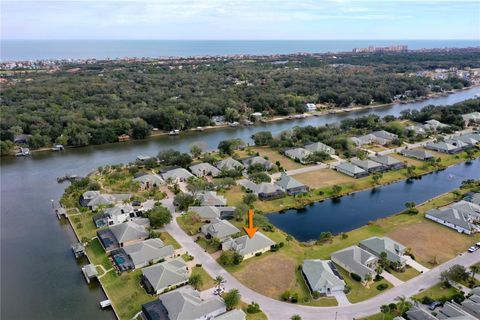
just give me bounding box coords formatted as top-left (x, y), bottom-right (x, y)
top-left (213, 287), bottom-right (225, 295)
top-left (429, 301), bottom-right (443, 310)
top-left (468, 246), bottom-right (478, 253)
top-left (476, 242), bottom-right (480, 247)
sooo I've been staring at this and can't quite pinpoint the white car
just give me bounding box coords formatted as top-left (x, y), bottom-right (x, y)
top-left (468, 246), bottom-right (478, 253)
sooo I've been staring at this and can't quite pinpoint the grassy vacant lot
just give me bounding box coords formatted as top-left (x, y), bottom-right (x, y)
top-left (190, 266), bottom-right (215, 291)
top-left (388, 266), bottom-right (420, 282)
top-left (413, 282), bottom-right (460, 301)
top-left (294, 168), bottom-right (355, 189)
top-left (158, 232), bottom-right (181, 249)
top-left (250, 146), bottom-right (305, 170)
top-left (177, 213), bottom-right (203, 236)
top-left (336, 266), bottom-right (393, 304)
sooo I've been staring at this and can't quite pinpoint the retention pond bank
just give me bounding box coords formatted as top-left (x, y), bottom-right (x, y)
top-left (267, 159), bottom-right (480, 242)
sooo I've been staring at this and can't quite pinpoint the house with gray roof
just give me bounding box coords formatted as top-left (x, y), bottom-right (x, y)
top-left (161, 168), bottom-right (194, 183)
top-left (80, 191), bottom-right (132, 210)
top-left (452, 200), bottom-right (480, 218)
top-left (359, 237), bottom-right (406, 267)
top-left (241, 156), bottom-right (273, 170)
top-left (453, 133), bottom-right (480, 146)
top-left (142, 286), bottom-right (226, 320)
top-left (305, 142), bottom-right (335, 155)
top-left (351, 130), bottom-right (398, 147)
top-left (141, 258), bottom-right (189, 294)
top-left (351, 158), bottom-right (387, 173)
top-left (97, 220), bottom-right (150, 252)
top-left (424, 119), bottom-right (449, 131)
top-left (462, 111), bottom-right (480, 125)
top-left (369, 155), bottom-right (405, 170)
top-left (400, 148), bottom-right (434, 161)
top-left (437, 301), bottom-right (478, 319)
top-left (302, 260), bottom-right (345, 295)
top-left (426, 207), bottom-right (480, 235)
top-left (197, 191), bottom-right (227, 206)
top-left (216, 158), bottom-right (244, 171)
top-left (122, 238), bottom-right (174, 269)
top-left (462, 287), bottom-right (480, 318)
top-left (134, 173), bottom-right (165, 190)
top-left (284, 147), bottom-right (313, 164)
top-left (335, 162), bottom-right (368, 178)
top-left (222, 232), bottom-right (275, 260)
top-left (275, 173), bottom-right (309, 195)
top-left (405, 306), bottom-right (437, 320)
top-left (214, 309), bottom-right (247, 320)
top-left (189, 163), bottom-right (221, 178)
top-left (405, 124), bottom-right (428, 136)
top-left (464, 193), bottom-right (480, 206)
top-left (425, 140), bottom-right (466, 154)
top-left (188, 206), bottom-right (236, 221)
top-left (331, 246), bottom-right (378, 281)
top-left (201, 218), bottom-right (240, 241)
top-left (238, 179), bottom-right (285, 200)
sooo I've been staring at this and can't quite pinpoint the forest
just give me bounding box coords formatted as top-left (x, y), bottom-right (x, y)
top-left (1, 50), bottom-right (478, 154)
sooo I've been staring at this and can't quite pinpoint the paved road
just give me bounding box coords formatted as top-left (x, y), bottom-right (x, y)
top-left (163, 211), bottom-right (480, 320)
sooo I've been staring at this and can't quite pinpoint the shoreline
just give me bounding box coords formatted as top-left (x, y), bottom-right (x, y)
top-left (17, 84), bottom-right (479, 156)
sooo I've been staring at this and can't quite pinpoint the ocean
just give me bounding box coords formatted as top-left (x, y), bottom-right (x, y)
top-left (1, 39), bottom-right (478, 61)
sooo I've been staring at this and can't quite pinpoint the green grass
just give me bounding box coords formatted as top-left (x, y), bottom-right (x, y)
top-left (86, 239), bottom-right (111, 270)
top-left (335, 266), bottom-right (393, 304)
top-left (159, 232), bottom-right (181, 249)
top-left (196, 237), bottom-right (222, 253)
top-left (387, 266), bottom-right (421, 282)
top-left (177, 213), bottom-right (203, 236)
top-left (239, 302), bottom-right (269, 320)
top-left (190, 266), bottom-right (215, 291)
top-left (414, 282), bottom-right (460, 301)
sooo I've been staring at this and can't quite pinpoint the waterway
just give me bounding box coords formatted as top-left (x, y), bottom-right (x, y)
top-left (267, 159), bottom-right (480, 242)
top-left (1, 86), bottom-right (479, 319)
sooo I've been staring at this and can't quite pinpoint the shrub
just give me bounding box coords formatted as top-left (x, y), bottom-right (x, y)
top-left (374, 274), bottom-right (384, 282)
top-left (421, 296), bottom-right (434, 305)
top-left (255, 252), bottom-right (263, 257)
top-left (351, 273), bottom-right (362, 282)
top-left (312, 291), bottom-right (321, 299)
top-left (246, 302), bottom-right (261, 314)
top-left (376, 283), bottom-right (389, 291)
top-left (290, 293), bottom-right (299, 303)
top-left (281, 291), bottom-right (291, 301)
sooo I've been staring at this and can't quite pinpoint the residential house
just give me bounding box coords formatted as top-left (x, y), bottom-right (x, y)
top-left (201, 218), bottom-right (240, 241)
top-left (436, 301), bottom-right (478, 320)
top-left (197, 191), bottom-right (227, 206)
top-left (188, 206), bottom-right (236, 221)
top-left (238, 179), bottom-right (285, 200)
top-left (97, 219), bottom-right (150, 252)
top-left (462, 112), bottom-right (480, 125)
top-left (425, 140), bottom-right (467, 154)
top-left (134, 173), bottom-right (165, 190)
top-left (302, 260), bottom-right (346, 295)
top-left (369, 155), bottom-right (405, 170)
top-left (350, 158), bottom-right (387, 173)
top-left (104, 204), bottom-right (135, 225)
top-left (335, 162), bottom-right (368, 179)
top-left (305, 103), bottom-right (317, 112)
top-left (452, 200), bottom-right (480, 218)
top-left (331, 246), bottom-right (378, 281)
top-left (13, 134), bottom-right (31, 145)
top-left (424, 119), bottom-right (449, 131)
top-left (304, 142), bottom-right (335, 155)
top-left (405, 124), bottom-right (428, 136)
top-left (284, 148), bottom-right (313, 164)
top-left (426, 207), bottom-right (480, 235)
top-left (80, 190), bottom-right (132, 210)
top-left (161, 168), bottom-right (194, 183)
top-left (222, 232), bottom-right (275, 260)
top-left (141, 258), bottom-right (189, 295)
top-left (214, 310), bottom-right (247, 320)
top-left (189, 163), bottom-right (221, 178)
top-left (216, 158), bottom-right (244, 171)
top-left (351, 130), bottom-right (398, 146)
top-left (405, 307), bottom-right (437, 320)
top-left (461, 287), bottom-right (480, 318)
top-left (142, 286), bottom-right (226, 320)
top-left (92, 213), bottom-right (109, 228)
top-left (464, 192), bottom-right (480, 206)
top-left (113, 238), bottom-right (174, 270)
top-left (453, 133), bottom-right (480, 146)
top-left (274, 173), bottom-right (309, 195)
top-left (400, 149), bottom-right (434, 161)
top-left (241, 156), bottom-right (273, 170)
top-left (359, 237), bottom-right (406, 267)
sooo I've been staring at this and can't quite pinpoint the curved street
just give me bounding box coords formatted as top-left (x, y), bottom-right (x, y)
top-left (162, 201), bottom-right (480, 320)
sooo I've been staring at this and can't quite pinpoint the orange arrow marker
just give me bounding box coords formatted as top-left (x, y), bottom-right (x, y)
top-left (244, 208), bottom-right (258, 238)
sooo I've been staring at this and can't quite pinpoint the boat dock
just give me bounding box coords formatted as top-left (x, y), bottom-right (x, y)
top-left (51, 200), bottom-right (67, 219)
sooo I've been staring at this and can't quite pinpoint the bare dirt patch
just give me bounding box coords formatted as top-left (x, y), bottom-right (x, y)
top-left (233, 253), bottom-right (297, 299)
top-left (252, 147), bottom-right (304, 171)
top-left (293, 168), bottom-right (355, 188)
top-left (386, 220), bottom-right (475, 267)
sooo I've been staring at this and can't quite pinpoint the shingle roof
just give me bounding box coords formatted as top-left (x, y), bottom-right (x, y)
top-left (238, 179), bottom-right (284, 196)
top-left (284, 148), bottom-right (313, 161)
top-left (159, 286), bottom-right (225, 320)
top-left (214, 309), bottom-right (247, 320)
top-left (110, 221), bottom-right (149, 244)
top-left (400, 149), bottom-right (434, 159)
top-left (189, 206), bottom-right (221, 219)
top-left (369, 155), bottom-right (402, 166)
top-left (189, 163), bottom-right (221, 177)
top-left (241, 156), bottom-right (272, 169)
top-left (350, 158), bottom-right (384, 170)
top-left (304, 142), bottom-right (335, 154)
top-left (275, 173), bottom-right (306, 190)
top-left (426, 208), bottom-right (475, 231)
top-left (104, 204), bottom-right (134, 217)
top-left (302, 260), bottom-right (345, 292)
top-left (197, 191), bottom-right (227, 206)
top-left (331, 246), bottom-right (377, 279)
top-left (216, 158), bottom-right (244, 171)
top-left (123, 238), bottom-right (174, 267)
top-left (222, 232), bottom-right (275, 256)
top-left (335, 162), bottom-right (367, 174)
top-left (201, 218), bottom-right (241, 240)
top-left (142, 258), bottom-right (188, 293)
top-left (359, 237), bottom-right (406, 264)
top-left (161, 168), bottom-right (194, 181)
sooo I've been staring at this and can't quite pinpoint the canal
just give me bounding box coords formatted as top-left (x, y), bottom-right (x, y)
top-left (1, 86), bottom-right (479, 320)
top-left (267, 159), bottom-right (480, 242)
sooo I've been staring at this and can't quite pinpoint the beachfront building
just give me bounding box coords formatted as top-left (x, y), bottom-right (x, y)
top-left (141, 258), bottom-right (189, 295)
top-left (335, 162), bottom-right (368, 178)
top-left (222, 232), bottom-right (275, 260)
top-left (302, 260), bottom-right (346, 295)
top-left (97, 219), bottom-right (150, 252)
top-left (331, 246), bottom-right (378, 282)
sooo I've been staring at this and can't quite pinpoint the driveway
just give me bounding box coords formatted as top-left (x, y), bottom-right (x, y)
top-left (404, 256), bottom-right (430, 273)
top-left (163, 212), bottom-right (480, 320)
top-left (381, 271), bottom-right (404, 287)
top-left (331, 291), bottom-right (350, 306)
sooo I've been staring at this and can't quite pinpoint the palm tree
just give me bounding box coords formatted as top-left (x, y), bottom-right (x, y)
top-left (214, 275), bottom-right (225, 289)
top-left (470, 265), bottom-right (480, 281)
top-left (395, 295), bottom-right (409, 315)
top-left (380, 305), bottom-right (390, 320)
top-left (188, 274), bottom-right (203, 290)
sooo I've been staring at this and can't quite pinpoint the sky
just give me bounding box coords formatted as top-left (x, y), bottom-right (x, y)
top-left (1, 0), bottom-right (479, 40)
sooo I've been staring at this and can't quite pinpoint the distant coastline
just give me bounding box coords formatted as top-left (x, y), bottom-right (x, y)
top-left (2, 39), bottom-right (479, 62)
